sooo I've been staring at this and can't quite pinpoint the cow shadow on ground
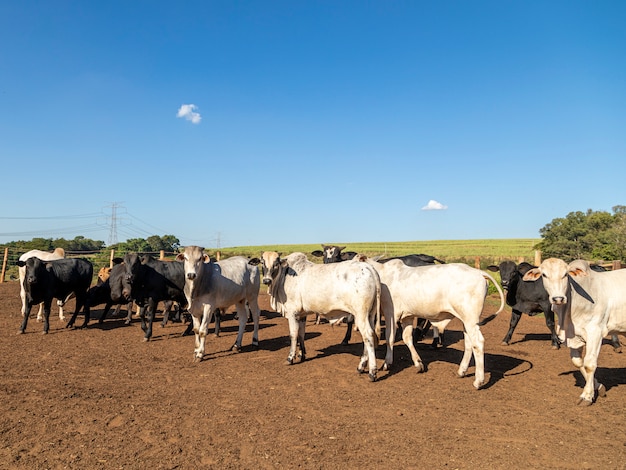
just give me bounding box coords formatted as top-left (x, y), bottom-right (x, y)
top-left (369, 334), bottom-right (532, 388)
top-left (510, 332), bottom-right (554, 345)
top-left (559, 366), bottom-right (626, 394)
top-left (261, 331), bottom-right (324, 353)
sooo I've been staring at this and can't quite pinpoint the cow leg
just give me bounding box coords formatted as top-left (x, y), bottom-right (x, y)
top-left (355, 315), bottom-right (378, 381)
top-left (341, 315), bottom-right (354, 346)
top-left (125, 303), bottom-right (137, 325)
top-left (160, 300), bottom-right (173, 327)
top-left (572, 330), bottom-right (605, 405)
top-left (75, 293), bottom-right (90, 328)
top-left (99, 302), bottom-right (113, 324)
top-left (382, 312), bottom-right (396, 371)
top-left (191, 312), bottom-right (203, 361)
top-left (297, 318), bottom-right (307, 362)
top-left (41, 300), bottom-right (52, 334)
top-left (232, 302), bottom-right (249, 352)
top-left (544, 309), bottom-right (561, 349)
top-left (213, 309), bottom-right (221, 337)
top-left (609, 334), bottom-right (622, 353)
top-left (400, 318), bottom-right (425, 373)
top-left (460, 324), bottom-right (486, 389)
top-left (57, 298), bottom-right (67, 322)
top-left (431, 327), bottom-right (444, 349)
top-left (19, 303), bottom-right (33, 334)
top-left (66, 297), bottom-right (85, 329)
top-left (248, 298), bottom-right (262, 349)
top-left (36, 303), bottom-right (45, 322)
top-left (286, 314), bottom-right (300, 365)
top-left (501, 310), bottom-right (522, 346)
top-left (142, 299), bottom-right (157, 341)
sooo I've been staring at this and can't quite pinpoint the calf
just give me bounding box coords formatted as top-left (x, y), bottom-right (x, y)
top-left (87, 263), bottom-right (135, 324)
top-left (524, 259), bottom-right (626, 404)
top-left (121, 253), bottom-right (188, 341)
top-left (16, 257), bottom-right (93, 334)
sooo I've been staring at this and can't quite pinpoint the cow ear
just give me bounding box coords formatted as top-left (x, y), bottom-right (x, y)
top-left (202, 254), bottom-right (211, 263)
top-left (45, 262), bottom-right (54, 272)
top-left (248, 258), bottom-right (260, 266)
top-left (486, 265), bottom-right (499, 272)
top-left (16, 260), bottom-right (26, 267)
top-left (175, 253), bottom-right (185, 261)
top-left (568, 260), bottom-right (589, 277)
top-left (112, 257), bottom-right (124, 265)
top-left (311, 250), bottom-right (323, 257)
top-left (522, 268), bottom-right (541, 282)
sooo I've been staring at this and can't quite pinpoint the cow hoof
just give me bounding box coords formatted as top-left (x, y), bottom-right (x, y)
top-left (381, 362), bottom-right (390, 371)
top-left (42, 331), bottom-right (48, 335)
top-left (577, 396), bottom-right (593, 406)
top-left (231, 344), bottom-right (241, 353)
top-left (193, 356), bottom-right (202, 363)
top-left (18, 330), bottom-right (24, 335)
top-left (368, 372), bottom-right (377, 382)
top-left (614, 346), bottom-right (623, 354)
top-left (473, 380), bottom-right (484, 390)
top-left (286, 357), bottom-right (294, 365)
top-left (143, 337), bottom-right (150, 343)
top-left (415, 362), bottom-right (425, 373)
top-left (597, 384), bottom-right (607, 398)
top-left (356, 366), bottom-right (366, 374)
top-left (501, 341), bottom-right (509, 346)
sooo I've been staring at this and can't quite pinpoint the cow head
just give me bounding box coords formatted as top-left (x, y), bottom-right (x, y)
top-left (16, 257), bottom-right (52, 289)
top-left (176, 246), bottom-right (211, 281)
top-left (311, 245), bottom-right (358, 264)
top-left (252, 251), bottom-right (283, 286)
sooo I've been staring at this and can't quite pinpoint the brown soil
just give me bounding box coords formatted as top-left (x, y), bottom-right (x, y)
top-left (1, 280), bottom-right (625, 469)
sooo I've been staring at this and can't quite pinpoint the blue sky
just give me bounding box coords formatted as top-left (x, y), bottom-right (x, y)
top-left (1, 1), bottom-right (624, 248)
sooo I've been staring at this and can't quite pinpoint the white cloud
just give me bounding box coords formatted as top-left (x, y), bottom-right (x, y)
top-left (176, 104), bottom-right (201, 124)
top-left (421, 199), bottom-right (448, 211)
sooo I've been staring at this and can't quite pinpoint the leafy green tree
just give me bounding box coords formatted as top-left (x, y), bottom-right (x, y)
top-left (537, 207), bottom-right (625, 261)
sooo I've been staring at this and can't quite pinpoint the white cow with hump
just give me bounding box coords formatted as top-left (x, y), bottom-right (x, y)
top-left (176, 246), bottom-right (261, 361)
top-left (253, 251), bottom-right (382, 381)
top-left (523, 258), bottom-right (626, 405)
top-left (360, 256), bottom-right (505, 389)
top-left (18, 248), bottom-right (67, 322)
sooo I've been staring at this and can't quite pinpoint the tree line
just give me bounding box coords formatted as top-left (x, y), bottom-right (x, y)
top-left (2, 235), bottom-right (181, 254)
top-left (2, 206), bottom-right (626, 263)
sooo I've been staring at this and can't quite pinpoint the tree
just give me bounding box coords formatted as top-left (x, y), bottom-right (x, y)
top-left (537, 208), bottom-right (625, 261)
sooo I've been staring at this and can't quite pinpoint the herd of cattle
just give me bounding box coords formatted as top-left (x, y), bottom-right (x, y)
top-left (14, 244), bottom-right (626, 405)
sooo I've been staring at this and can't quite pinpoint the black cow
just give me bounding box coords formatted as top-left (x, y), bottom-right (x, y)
top-left (16, 257), bottom-right (93, 334)
top-left (120, 253), bottom-right (189, 341)
top-left (378, 253), bottom-right (445, 267)
top-left (487, 261), bottom-right (560, 348)
top-left (87, 263), bottom-right (135, 324)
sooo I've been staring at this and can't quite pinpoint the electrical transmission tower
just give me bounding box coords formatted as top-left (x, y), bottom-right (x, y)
top-left (107, 202), bottom-right (121, 245)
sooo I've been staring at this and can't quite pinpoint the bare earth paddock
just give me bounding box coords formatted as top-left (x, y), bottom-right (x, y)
top-left (0, 280), bottom-right (625, 469)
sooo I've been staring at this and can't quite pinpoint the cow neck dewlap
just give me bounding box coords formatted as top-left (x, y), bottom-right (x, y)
top-left (268, 264), bottom-right (288, 315)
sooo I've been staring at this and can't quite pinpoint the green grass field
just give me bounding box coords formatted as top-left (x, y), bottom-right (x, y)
top-left (214, 238), bottom-right (542, 268)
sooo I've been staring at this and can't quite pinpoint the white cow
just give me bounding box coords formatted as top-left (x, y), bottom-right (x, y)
top-left (18, 248), bottom-right (67, 321)
top-left (524, 258), bottom-right (626, 405)
top-left (176, 246), bottom-right (261, 362)
top-left (253, 251), bottom-right (382, 381)
top-left (361, 256), bottom-right (505, 389)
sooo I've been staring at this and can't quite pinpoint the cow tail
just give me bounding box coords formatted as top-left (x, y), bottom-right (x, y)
top-left (477, 271), bottom-right (506, 326)
top-left (373, 278), bottom-right (381, 348)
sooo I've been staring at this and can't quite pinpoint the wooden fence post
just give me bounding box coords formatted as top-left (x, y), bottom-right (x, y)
top-left (612, 260), bottom-right (622, 271)
top-left (534, 250), bottom-right (542, 266)
top-left (0, 247), bottom-right (8, 283)
top-left (474, 256), bottom-right (480, 269)
top-left (109, 249), bottom-right (116, 268)
top-left (160, 250), bottom-right (165, 260)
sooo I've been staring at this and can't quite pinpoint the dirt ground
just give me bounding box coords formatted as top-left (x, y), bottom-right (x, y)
top-left (1, 280), bottom-right (625, 470)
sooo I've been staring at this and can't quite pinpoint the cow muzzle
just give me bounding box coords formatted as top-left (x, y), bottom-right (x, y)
top-left (551, 296), bottom-right (567, 305)
top-left (186, 273), bottom-right (196, 280)
top-left (262, 278), bottom-right (272, 286)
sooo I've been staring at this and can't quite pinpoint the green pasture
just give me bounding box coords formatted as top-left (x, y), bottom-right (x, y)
top-left (214, 238), bottom-right (541, 268)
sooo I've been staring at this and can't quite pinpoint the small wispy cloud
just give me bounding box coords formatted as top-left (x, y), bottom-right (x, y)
top-left (176, 104), bottom-right (201, 124)
top-left (421, 199), bottom-right (448, 211)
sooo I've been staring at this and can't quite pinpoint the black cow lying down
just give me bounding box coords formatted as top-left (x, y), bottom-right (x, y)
top-left (16, 257), bottom-right (93, 334)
